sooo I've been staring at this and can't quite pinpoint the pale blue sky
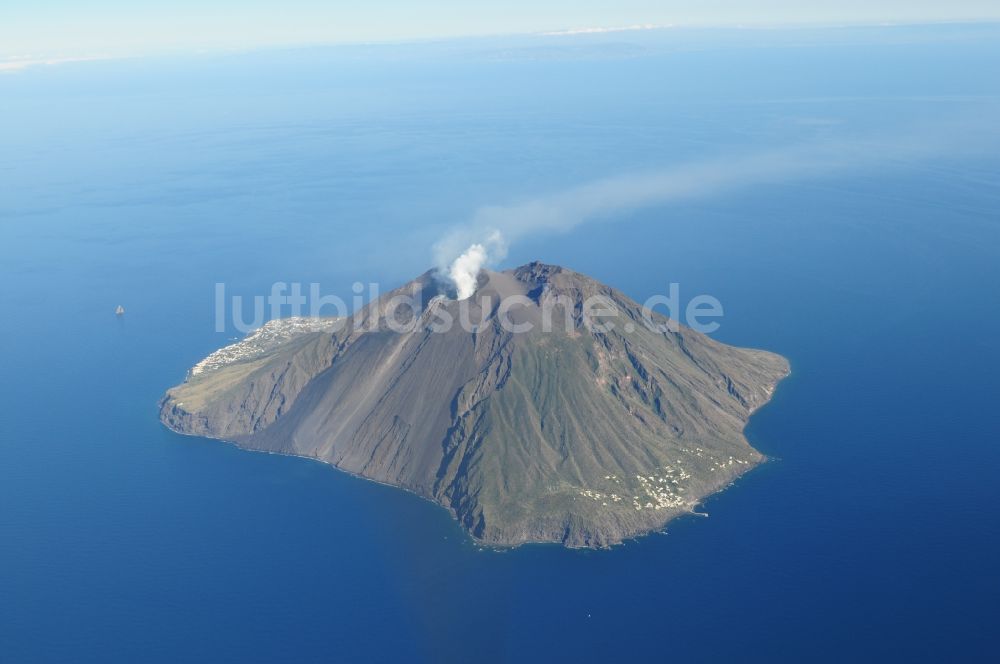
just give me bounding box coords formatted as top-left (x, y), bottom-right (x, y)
top-left (3, 0), bottom-right (1000, 60)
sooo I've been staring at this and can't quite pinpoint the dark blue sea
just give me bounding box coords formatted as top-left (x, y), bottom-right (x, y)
top-left (2, 25), bottom-right (999, 662)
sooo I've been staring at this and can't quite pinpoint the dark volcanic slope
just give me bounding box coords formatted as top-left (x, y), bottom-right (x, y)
top-left (161, 263), bottom-right (789, 548)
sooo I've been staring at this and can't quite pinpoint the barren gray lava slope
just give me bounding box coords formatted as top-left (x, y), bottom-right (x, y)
top-left (160, 263), bottom-right (789, 548)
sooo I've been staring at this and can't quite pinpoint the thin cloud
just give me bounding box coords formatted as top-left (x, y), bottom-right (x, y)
top-left (539, 24), bottom-right (672, 37)
top-left (0, 54), bottom-right (112, 73)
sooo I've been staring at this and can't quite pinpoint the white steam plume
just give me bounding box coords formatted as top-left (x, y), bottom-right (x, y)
top-left (446, 230), bottom-right (506, 299)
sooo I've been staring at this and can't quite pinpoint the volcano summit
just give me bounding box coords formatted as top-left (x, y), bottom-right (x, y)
top-left (160, 263), bottom-right (789, 548)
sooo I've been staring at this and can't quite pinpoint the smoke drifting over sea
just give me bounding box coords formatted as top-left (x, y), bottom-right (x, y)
top-left (433, 114), bottom-right (998, 298)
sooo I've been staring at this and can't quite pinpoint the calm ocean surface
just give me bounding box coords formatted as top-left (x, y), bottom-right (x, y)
top-left (2, 26), bottom-right (999, 662)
